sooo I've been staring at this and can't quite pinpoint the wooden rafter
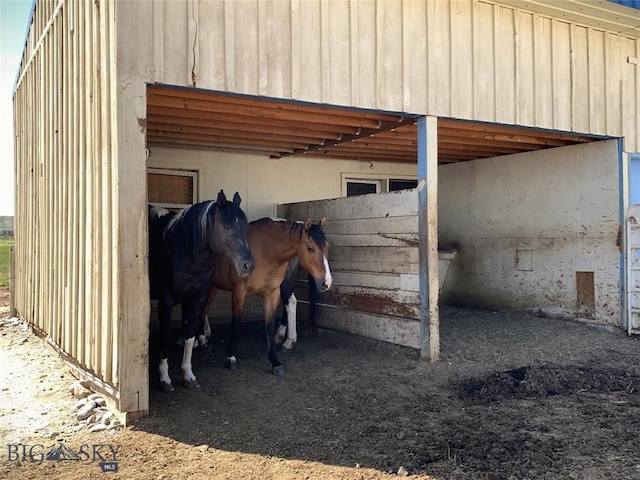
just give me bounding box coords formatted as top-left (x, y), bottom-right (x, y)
top-left (146, 84), bottom-right (606, 164)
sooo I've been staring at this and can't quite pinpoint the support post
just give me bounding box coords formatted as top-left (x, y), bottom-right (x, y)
top-left (9, 246), bottom-right (16, 317)
top-left (417, 116), bottom-right (439, 361)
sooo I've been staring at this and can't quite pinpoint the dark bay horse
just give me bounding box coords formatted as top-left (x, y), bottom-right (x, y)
top-left (201, 217), bottom-right (332, 375)
top-left (148, 190), bottom-right (255, 392)
top-left (198, 257), bottom-right (317, 350)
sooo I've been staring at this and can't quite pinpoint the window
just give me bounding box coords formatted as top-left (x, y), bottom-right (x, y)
top-left (389, 179), bottom-right (418, 191)
top-left (346, 180), bottom-right (381, 197)
top-left (147, 168), bottom-right (198, 209)
top-left (342, 174), bottom-right (417, 197)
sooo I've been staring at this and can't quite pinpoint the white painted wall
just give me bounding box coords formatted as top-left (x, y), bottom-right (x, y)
top-left (147, 147), bottom-right (417, 220)
top-left (439, 140), bottom-right (621, 326)
top-left (147, 147), bottom-right (417, 321)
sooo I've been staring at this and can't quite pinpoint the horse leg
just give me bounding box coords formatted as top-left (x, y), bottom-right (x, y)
top-left (275, 259), bottom-right (296, 344)
top-left (225, 290), bottom-right (246, 370)
top-left (158, 295), bottom-right (175, 392)
top-left (264, 289), bottom-right (284, 376)
top-left (197, 288), bottom-right (218, 348)
top-left (275, 288), bottom-right (290, 344)
top-left (281, 292), bottom-right (298, 350)
top-left (181, 300), bottom-right (200, 390)
top-left (308, 272), bottom-right (318, 332)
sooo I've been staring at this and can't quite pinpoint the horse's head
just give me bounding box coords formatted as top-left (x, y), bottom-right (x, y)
top-left (210, 190), bottom-right (255, 278)
top-left (297, 216), bottom-right (332, 292)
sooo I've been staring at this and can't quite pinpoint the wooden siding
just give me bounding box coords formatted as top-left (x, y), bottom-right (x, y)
top-left (278, 190), bottom-right (423, 348)
top-left (121, 0), bottom-right (640, 152)
top-left (13, 0), bottom-right (148, 420)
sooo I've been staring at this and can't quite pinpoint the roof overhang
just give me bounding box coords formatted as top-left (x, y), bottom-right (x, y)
top-left (146, 84), bottom-right (607, 165)
top-left (489, 0), bottom-right (640, 38)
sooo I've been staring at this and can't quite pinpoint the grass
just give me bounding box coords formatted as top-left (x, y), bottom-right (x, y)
top-left (0, 237), bottom-right (14, 287)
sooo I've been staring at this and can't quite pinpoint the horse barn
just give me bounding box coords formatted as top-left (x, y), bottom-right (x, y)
top-left (11, 0), bottom-right (640, 421)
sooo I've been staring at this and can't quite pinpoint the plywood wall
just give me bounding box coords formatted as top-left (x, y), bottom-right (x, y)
top-left (13, 0), bottom-right (148, 418)
top-left (278, 190), bottom-right (422, 348)
top-left (438, 140), bottom-right (621, 325)
top-left (120, 0), bottom-right (640, 151)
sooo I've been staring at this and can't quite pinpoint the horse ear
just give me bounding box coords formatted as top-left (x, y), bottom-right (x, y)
top-left (233, 192), bottom-right (241, 206)
top-left (217, 190), bottom-right (227, 205)
top-left (318, 216), bottom-right (327, 228)
top-left (303, 217), bottom-right (312, 231)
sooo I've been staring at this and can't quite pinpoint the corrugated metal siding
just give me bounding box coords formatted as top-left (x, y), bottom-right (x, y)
top-left (12, 0), bottom-right (145, 416)
top-left (121, 0), bottom-right (640, 151)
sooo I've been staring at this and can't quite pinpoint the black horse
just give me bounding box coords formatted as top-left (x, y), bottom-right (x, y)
top-left (148, 190), bottom-right (255, 392)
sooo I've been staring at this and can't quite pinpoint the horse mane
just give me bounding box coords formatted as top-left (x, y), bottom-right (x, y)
top-left (250, 217), bottom-right (329, 254)
top-left (164, 201), bottom-right (216, 255)
top-left (290, 221), bottom-right (329, 254)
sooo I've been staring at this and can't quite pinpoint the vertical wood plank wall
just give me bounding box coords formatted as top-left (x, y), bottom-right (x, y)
top-left (121, 0), bottom-right (640, 153)
top-left (278, 190), bottom-right (422, 349)
top-left (12, 0), bottom-right (147, 418)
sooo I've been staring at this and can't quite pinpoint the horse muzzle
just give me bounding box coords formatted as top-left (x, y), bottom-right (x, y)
top-left (236, 258), bottom-right (255, 278)
top-left (317, 276), bottom-right (332, 292)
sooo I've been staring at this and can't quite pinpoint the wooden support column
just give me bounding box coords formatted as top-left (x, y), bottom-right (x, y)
top-left (417, 116), bottom-right (439, 361)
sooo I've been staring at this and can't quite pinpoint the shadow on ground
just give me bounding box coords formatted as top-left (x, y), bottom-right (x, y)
top-left (134, 307), bottom-right (640, 479)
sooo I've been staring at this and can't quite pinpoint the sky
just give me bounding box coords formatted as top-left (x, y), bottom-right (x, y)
top-left (0, 0), bottom-right (33, 217)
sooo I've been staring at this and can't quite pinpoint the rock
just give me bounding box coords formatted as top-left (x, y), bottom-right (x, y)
top-left (76, 401), bottom-right (96, 421)
top-left (101, 412), bottom-right (114, 425)
top-left (73, 398), bottom-right (88, 410)
top-left (108, 418), bottom-right (122, 430)
top-left (88, 423), bottom-right (107, 433)
top-left (87, 393), bottom-right (106, 407)
top-left (85, 414), bottom-right (96, 425)
top-left (79, 380), bottom-right (92, 390)
top-left (397, 466), bottom-right (409, 476)
top-left (73, 385), bottom-right (91, 399)
top-left (196, 445), bottom-right (209, 452)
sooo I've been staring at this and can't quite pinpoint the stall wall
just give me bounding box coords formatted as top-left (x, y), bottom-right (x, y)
top-left (439, 140), bottom-right (621, 325)
top-left (13, 0), bottom-right (149, 419)
top-left (147, 147), bottom-right (417, 220)
top-left (279, 190), bottom-right (422, 348)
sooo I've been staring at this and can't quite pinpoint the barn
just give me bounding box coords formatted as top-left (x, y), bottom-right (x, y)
top-left (12, 0), bottom-right (640, 422)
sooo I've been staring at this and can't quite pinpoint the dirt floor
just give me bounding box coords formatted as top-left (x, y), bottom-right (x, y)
top-left (2, 287), bottom-right (640, 480)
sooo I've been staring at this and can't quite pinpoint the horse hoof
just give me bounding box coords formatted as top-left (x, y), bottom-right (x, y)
top-left (272, 365), bottom-right (285, 376)
top-left (183, 378), bottom-right (200, 390)
top-left (282, 339), bottom-right (294, 350)
top-left (225, 358), bottom-right (238, 370)
top-left (274, 335), bottom-right (284, 344)
top-left (160, 381), bottom-right (174, 393)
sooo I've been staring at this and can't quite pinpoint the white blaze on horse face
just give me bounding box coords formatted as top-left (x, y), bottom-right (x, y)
top-left (181, 337), bottom-right (197, 382)
top-left (282, 293), bottom-right (298, 350)
top-left (323, 256), bottom-right (333, 289)
top-left (159, 358), bottom-right (171, 385)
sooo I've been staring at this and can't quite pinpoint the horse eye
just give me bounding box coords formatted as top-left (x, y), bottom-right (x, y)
top-left (307, 247), bottom-right (314, 253)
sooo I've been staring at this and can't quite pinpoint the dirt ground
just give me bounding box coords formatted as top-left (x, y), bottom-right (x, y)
top-left (2, 286), bottom-right (640, 480)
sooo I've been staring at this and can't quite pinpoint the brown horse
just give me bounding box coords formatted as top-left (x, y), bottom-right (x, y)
top-left (201, 217), bottom-right (332, 375)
